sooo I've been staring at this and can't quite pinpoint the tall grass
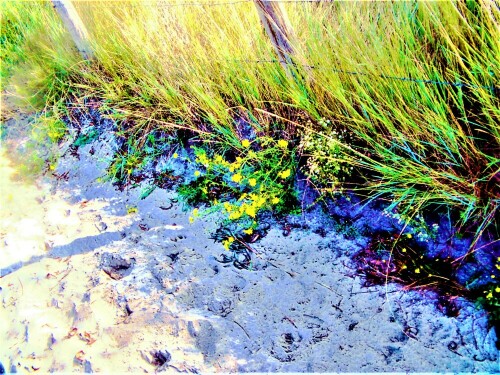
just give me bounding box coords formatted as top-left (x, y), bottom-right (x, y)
top-left (2, 0), bottom-right (499, 237)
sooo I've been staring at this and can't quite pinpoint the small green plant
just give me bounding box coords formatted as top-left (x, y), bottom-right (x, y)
top-left (475, 257), bottom-right (500, 326)
top-left (381, 208), bottom-right (440, 242)
top-left (8, 112), bottom-right (67, 178)
top-left (300, 121), bottom-right (353, 195)
top-left (106, 133), bottom-right (166, 186)
top-left (180, 136), bottom-right (297, 247)
top-left (73, 128), bottom-right (99, 147)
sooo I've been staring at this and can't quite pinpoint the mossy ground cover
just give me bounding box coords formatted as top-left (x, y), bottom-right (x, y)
top-left (1, 0), bottom-right (498, 344)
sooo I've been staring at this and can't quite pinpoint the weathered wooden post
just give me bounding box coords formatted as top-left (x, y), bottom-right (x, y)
top-left (51, 0), bottom-right (93, 60)
top-left (253, 0), bottom-right (296, 75)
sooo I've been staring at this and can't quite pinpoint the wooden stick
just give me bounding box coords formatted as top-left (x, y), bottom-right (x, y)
top-left (253, 0), bottom-right (295, 75)
top-left (51, 0), bottom-right (93, 60)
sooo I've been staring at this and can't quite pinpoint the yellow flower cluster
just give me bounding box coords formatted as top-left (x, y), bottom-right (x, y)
top-left (278, 169), bottom-right (291, 179)
top-left (223, 192), bottom-right (269, 221)
top-left (232, 173), bottom-right (243, 183)
top-left (196, 153), bottom-right (210, 167)
top-left (188, 140), bottom-right (293, 236)
top-left (229, 157), bottom-right (244, 172)
top-left (485, 286), bottom-right (500, 300)
top-left (223, 236), bottom-right (235, 250)
top-left (278, 139), bottom-right (288, 148)
top-left (188, 208), bottom-right (200, 224)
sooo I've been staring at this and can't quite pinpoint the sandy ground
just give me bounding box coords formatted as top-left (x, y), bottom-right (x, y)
top-left (0, 109), bottom-right (499, 373)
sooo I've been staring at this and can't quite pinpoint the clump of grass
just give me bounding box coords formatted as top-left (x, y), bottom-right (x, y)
top-left (2, 1), bottom-right (80, 110)
top-left (293, 1), bottom-right (500, 241)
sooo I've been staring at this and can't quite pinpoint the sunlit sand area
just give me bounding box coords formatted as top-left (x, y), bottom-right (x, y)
top-left (0, 148), bottom-right (216, 373)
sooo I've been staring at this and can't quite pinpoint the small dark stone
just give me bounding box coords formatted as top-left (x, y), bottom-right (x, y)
top-left (138, 223), bottom-right (150, 231)
top-left (95, 222), bottom-right (107, 232)
top-left (125, 304), bottom-right (133, 316)
top-left (348, 322), bottom-right (358, 331)
top-left (167, 252), bottom-right (180, 263)
top-left (187, 321), bottom-right (197, 338)
top-left (283, 333), bottom-right (294, 345)
top-left (82, 292), bottom-right (91, 303)
top-left (100, 252), bottom-right (134, 280)
top-left (207, 298), bottom-right (233, 317)
top-left (48, 334), bottom-right (57, 349)
top-left (84, 360), bottom-right (93, 373)
top-left (403, 326), bottom-right (418, 339)
top-left (313, 227), bottom-right (327, 238)
top-left (152, 350), bottom-right (171, 366)
top-left (0, 361), bottom-right (5, 374)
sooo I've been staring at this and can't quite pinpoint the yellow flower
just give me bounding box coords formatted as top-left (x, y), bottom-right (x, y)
top-left (271, 197), bottom-right (280, 204)
top-left (495, 287), bottom-right (500, 293)
top-left (249, 178), bottom-right (257, 187)
top-left (229, 211), bottom-right (242, 220)
top-left (194, 170), bottom-right (201, 177)
top-left (401, 265), bottom-right (407, 270)
top-left (277, 139), bottom-right (288, 148)
top-left (224, 202), bottom-right (232, 212)
top-left (243, 228), bottom-right (253, 235)
top-left (407, 233), bottom-right (412, 239)
top-left (241, 139), bottom-right (251, 148)
top-left (256, 197), bottom-right (266, 207)
top-left (232, 173), bottom-right (243, 183)
top-left (402, 248), bottom-right (407, 253)
top-left (486, 291), bottom-right (493, 300)
top-left (222, 236), bottom-right (235, 250)
top-left (415, 268), bottom-right (420, 274)
top-left (197, 154), bottom-right (209, 166)
top-left (245, 205), bottom-right (257, 218)
top-left (192, 208), bottom-right (199, 217)
top-left (279, 169), bottom-right (291, 179)
top-left (173, 152), bottom-right (179, 159)
top-left (189, 216), bottom-right (194, 224)
top-left (491, 275), bottom-right (496, 279)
